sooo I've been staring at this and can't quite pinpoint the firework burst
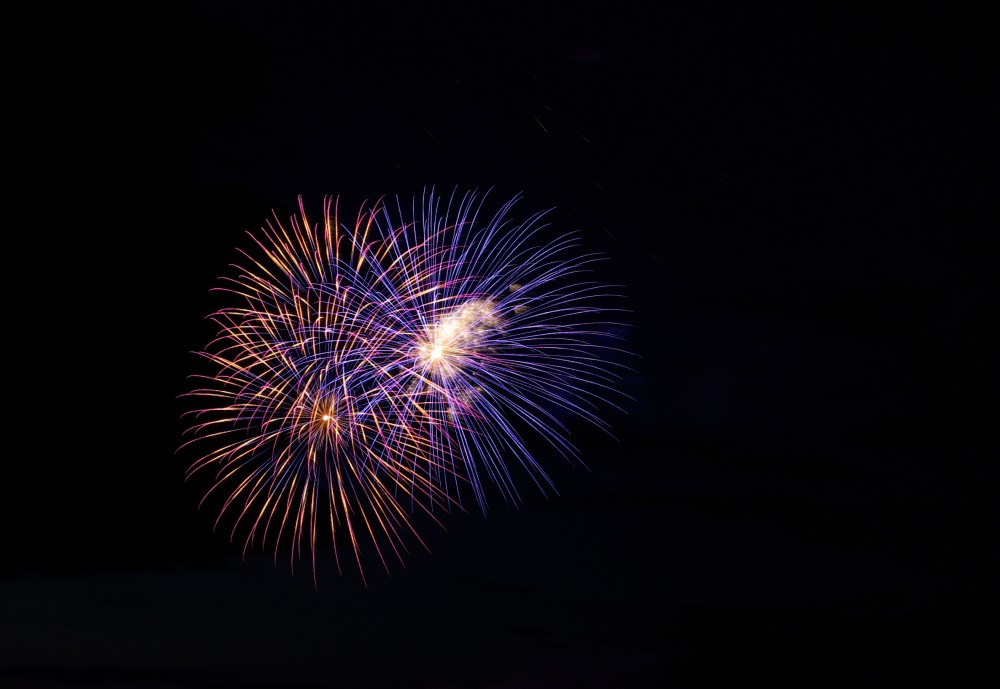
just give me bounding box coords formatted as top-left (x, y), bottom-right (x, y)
top-left (180, 188), bottom-right (629, 579)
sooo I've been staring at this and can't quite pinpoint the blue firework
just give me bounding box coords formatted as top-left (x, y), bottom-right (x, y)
top-left (181, 188), bottom-right (629, 579)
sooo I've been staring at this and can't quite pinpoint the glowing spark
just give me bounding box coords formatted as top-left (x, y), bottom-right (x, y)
top-left (179, 188), bottom-right (630, 580)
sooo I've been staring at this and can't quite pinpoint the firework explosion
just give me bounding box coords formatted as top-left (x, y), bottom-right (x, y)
top-left (180, 188), bottom-right (628, 580)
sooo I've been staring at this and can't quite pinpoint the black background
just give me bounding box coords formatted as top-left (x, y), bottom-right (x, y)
top-left (6, 2), bottom-right (995, 687)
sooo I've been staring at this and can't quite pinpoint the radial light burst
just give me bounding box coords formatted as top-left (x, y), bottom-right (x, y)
top-left (180, 188), bottom-right (629, 580)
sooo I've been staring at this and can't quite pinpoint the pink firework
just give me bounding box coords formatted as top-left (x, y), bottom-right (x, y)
top-left (180, 188), bottom-right (629, 580)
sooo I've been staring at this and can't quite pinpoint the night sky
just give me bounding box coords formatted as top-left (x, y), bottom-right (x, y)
top-left (6, 2), bottom-right (995, 687)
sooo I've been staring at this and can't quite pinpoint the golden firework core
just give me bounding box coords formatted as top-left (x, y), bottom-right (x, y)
top-left (416, 299), bottom-right (500, 379)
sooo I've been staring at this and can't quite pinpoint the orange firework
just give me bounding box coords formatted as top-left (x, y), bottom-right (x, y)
top-left (180, 189), bottom-right (629, 581)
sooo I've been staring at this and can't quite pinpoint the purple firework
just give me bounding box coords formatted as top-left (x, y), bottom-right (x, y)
top-left (180, 188), bottom-right (629, 580)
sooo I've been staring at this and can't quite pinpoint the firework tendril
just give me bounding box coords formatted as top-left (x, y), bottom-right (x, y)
top-left (180, 188), bottom-right (629, 581)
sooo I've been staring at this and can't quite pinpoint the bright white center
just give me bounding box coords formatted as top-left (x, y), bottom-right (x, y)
top-left (414, 299), bottom-right (500, 379)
